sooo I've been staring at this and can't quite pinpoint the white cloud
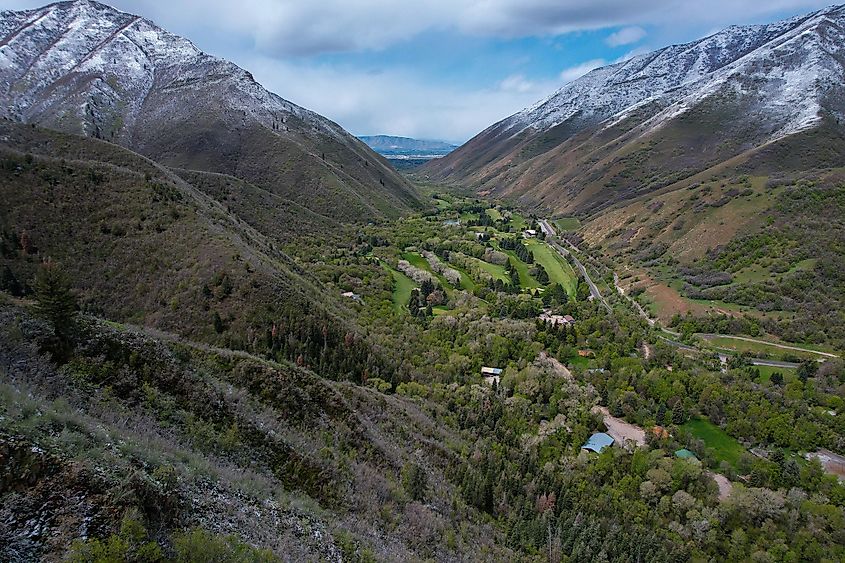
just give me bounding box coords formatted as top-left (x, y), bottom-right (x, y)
top-left (559, 59), bottom-right (606, 82)
top-left (499, 74), bottom-right (538, 94)
top-left (605, 26), bottom-right (646, 47)
top-left (8, 0), bottom-right (829, 56)
top-left (243, 57), bottom-right (558, 142)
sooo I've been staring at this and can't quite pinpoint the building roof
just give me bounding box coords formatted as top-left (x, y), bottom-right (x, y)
top-left (582, 432), bottom-right (614, 452)
top-left (675, 448), bottom-right (698, 459)
top-left (481, 366), bottom-right (503, 375)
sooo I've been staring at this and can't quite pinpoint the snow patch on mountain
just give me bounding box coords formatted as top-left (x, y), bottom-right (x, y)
top-left (503, 5), bottom-right (845, 145)
top-left (0, 0), bottom-right (349, 144)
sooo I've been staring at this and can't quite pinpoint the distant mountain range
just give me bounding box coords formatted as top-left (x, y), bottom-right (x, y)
top-left (423, 4), bottom-right (845, 215)
top-left (0, 0), bottom-right (422, 221)
top-left (360, 135), bottom-right (457, 160)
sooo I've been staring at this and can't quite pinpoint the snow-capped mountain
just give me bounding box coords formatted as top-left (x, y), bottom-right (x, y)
top-left (0, 0), bottom-right (421, 220)
top-left (424, 4), bottom-right (845, 214)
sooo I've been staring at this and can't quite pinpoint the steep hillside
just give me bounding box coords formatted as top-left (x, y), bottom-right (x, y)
top-left (423, 5), bottom-right (845, 216)
top-left (0, 301), bottom-right (509, 561)
top-left (0, 0), bottom-right (421, 221)
top-left (0, 121), bottom-right (391, 382)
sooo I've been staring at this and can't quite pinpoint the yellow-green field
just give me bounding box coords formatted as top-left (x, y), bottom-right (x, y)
top-left (526, 240), bottom-right (578, 297)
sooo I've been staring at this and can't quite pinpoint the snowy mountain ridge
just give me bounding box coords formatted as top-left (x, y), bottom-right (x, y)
top-left (0, 0), bottom-right (344, 142)
top-left (501, 4), bottom-right (845, 143)
top-left (0, 0), bottom-right (422, 221)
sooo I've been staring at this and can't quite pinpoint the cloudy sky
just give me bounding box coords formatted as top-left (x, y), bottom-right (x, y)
top-left (4, 0), bottom-right (835, 142)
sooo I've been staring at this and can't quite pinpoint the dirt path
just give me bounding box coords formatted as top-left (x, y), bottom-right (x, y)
top-left (699, 334), bottom-right (839, 358)
top-left (614, 272), bottom-right (656, 326)
top-left (537, 351), bottom-right (572, 381)
top-left (807, 449), bottom-right (845, 481)
top-left (592, 406), bottom-right (646, 447)
top-left (709, 472), bottom-right (733, 500)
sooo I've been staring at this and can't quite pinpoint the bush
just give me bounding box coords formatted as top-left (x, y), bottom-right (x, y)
top-left (172, 528), bottom-right (278, 562)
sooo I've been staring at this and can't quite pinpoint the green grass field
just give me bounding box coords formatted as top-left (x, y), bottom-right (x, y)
top-left (554, 217), bottom-right (581, 231)
top-left (402, 251), bottom-right (456, 294)
top-left (492, 242), bottom-right (539, 289)
top-left (448, 262), bottom-right (478, 292)
top-left (384, 265), bottom-right (415, 313)
top-left (697, 334), bottom-right (830, 360)
top-left (486, 208), bottom-right (503, 221)
top-left (525, 240), bottom-right (578, 297)
top-left (509, 212), bottom-right (528, 230)
top-left (752, 365), bottom-right (796, 384)
top-left (565, 355), bottom-right (591, 369)
top-left (468, 256), bottom-right (510, 283)
top-left (682, 417), bottom-right (746, 467)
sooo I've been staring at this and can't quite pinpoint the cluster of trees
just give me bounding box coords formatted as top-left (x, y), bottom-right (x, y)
top-left (407, 278), bottom-right (445, 319)
top-left (500, 236), bottom-right (534, 264)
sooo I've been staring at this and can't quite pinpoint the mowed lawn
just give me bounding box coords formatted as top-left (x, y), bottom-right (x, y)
top-left (526, 240), bottom-right (578, 298)
top-left (509, 212), bottom-right (528, 230)
top-left (486, 208), bottom-right (503, 221)
top-left (467, 256), bottom-right (510, 283)
top-left (448, 262), bottom-right (478, 292)
top-left (682, 417), bottom-right (746, 467)
top-left (384, 265), bottom-right (415, 313)
top-left (493, 243), bottom-right (539, 289)
top-left (754, 365), bottom-right (796, 384)
top-left (403, 251), bottom-right (459, 295)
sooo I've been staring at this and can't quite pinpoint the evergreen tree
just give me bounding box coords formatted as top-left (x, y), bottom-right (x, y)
top-left (34, 261), bottom-right (78, 343)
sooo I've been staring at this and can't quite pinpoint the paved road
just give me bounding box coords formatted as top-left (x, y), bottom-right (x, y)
top-left (547, 238), bottom-right (612, 314)
top-left (538, 219), bottom-right (556, 238)
top-left (658, 334), bottom-right (698, 352)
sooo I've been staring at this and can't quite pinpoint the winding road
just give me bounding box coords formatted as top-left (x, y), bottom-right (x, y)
top-left (543, 233), bottom-right (612, 314)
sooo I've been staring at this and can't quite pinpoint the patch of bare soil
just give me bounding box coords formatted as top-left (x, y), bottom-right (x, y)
top-left (592, 406), bottom-right (645, 447)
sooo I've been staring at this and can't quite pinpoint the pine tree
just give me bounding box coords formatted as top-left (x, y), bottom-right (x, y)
top-left (34, 261), bottom-right (78, 343)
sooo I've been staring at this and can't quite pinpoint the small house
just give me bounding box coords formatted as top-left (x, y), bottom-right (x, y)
top-left (539, 310), bottom-right (575, 327)
top-left (522, 229), bottom-right (537, 238)
top-left (481, 366), bottom-right (503, 386)
top-left (582, 432), bottom-right (614, 453)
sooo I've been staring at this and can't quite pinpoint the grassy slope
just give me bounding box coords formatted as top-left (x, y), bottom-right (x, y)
top-left (525, 240), bottom-right (578, 297)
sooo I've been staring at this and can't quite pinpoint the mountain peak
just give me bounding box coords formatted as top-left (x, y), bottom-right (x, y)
top-left (0, 1), bottom-right (422, 220)
top-left (424, 3), bottom-right (845, 216)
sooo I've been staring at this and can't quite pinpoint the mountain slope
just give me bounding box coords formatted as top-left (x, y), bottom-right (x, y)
top-left (423, 5), bottom-right (845, 215)
top-left (0, 121), bottom-right (394, 383)
top-left (0, 0), bottom-right (421, 221)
